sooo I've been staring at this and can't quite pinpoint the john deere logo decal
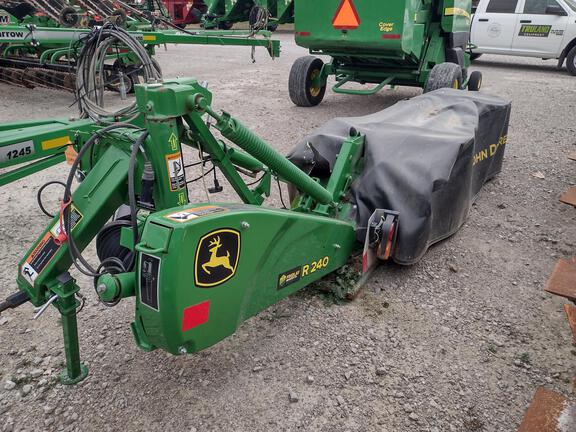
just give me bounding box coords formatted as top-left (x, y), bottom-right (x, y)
top-left (194, 229), bottom-right (240, 287)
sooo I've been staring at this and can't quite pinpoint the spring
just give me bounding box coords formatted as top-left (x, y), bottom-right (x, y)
top-left (219, 116), bottom-right (333, 205)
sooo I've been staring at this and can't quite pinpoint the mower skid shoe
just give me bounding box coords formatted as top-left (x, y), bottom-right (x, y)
top-left (362, 209), bottom-right (399, 274)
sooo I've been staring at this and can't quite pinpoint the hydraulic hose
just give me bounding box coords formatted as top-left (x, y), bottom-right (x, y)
top-left (75, 23), bottom-right (162, 122)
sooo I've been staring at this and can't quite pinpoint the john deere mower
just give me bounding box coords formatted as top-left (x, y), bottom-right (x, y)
top-left (0, 65), bottom-right (510, 383)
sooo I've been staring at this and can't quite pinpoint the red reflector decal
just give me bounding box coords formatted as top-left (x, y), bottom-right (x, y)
top-left (382, 34), bottom-right (401, 39)
top-left (296, 31), bottom-right (311, 36)
top-left (182, 300), bottom-right (210, 332)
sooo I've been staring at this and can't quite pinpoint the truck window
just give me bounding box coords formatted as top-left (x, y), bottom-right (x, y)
top-left (486, 0), bottom-right (518, 13)
top-left (563, 0), bottom-right (576, 12)
top-left (523, 0), bottom-right (563, 14)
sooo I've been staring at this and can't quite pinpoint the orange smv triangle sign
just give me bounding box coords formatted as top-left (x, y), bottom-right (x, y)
top-left (332, 0), bottom-right (361, 30)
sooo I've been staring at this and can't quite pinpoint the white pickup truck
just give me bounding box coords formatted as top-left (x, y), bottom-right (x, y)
top-left (470, 0), bottom-right (576, 75)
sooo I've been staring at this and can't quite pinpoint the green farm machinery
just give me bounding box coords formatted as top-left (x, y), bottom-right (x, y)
top-left (0, 0), bottom-right (512, 386)
top-left (0, 0), bottom-right (166, 30)
top-left (289, 0), bottom-right (482, 106)
top-left (0, 70), bottom-right (511, 383)
top-left (200, 0), bottom-right (293, 30)
top-left (0, 16), bottom-right (280, 92)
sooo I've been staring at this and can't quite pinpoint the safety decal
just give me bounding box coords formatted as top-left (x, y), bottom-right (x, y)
top-left (50, 205), bottom-right (83, 238)
top-left (140, 254), bottom-right (161, 311)
top-left (165, 152), bottom-right (186, 192)
top-left (0, 140), bottom-right (34, 163)
top-left (182, 300), bottom-right (210, 332)
top-left (194, 229), bottom-right (240, 288)
top-left (444, 7), bottom-right (470, 19)
top-left (277, 267), bottom-right (302, 290)
top-left (164, 205), bottom-right (229, 223)
top-left (168, 132), bottom-right (179, 151)
top-left (21, 233), bottom-right (58, 284)
top-left (41, 136), bottom-right (70, 151)
top-left (21, 205), bottom-right (84, 284)
top-left (518, 25), bottom-right (551, 38)
top-left (332, 0), bottom-right (360, 30)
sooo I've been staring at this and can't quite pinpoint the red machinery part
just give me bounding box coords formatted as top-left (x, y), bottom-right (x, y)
top-left (162, 0), bottom-right (206, 26)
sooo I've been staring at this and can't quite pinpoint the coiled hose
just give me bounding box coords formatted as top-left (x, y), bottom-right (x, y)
top-left (75, 23), bottom-right (162, 122)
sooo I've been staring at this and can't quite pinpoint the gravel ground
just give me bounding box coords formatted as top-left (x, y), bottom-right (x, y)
top-left (0, 32), bottom-right (575, 432)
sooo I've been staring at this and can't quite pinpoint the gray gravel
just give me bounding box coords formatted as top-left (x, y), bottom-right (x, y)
top-left (0, 32), bottom-right (575, 432)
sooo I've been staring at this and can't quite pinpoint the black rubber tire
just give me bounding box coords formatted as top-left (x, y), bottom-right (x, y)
top-left (289, 56), bottom-right (326, 107)
top-left (468, 71), bottom-right (482, 91)
top-left (424, 62), bottom-right (463, 93)
top-left (566, 46), bottom-right (576, 76)
top-left (217, 21), bottom-right (233, 30)
top-left (59, 6), bottom-right (79, 28)
top-left (470, 52), bottom-right (483, 61)
top-left (186, 7), bottom-right (203, 24)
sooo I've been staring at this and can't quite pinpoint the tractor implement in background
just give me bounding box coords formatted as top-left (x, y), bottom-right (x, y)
top-left (0, 23), bottom-right (279, 186)
top-left (289, 0), bottom-right (483, 106)
top-left (0, 21), bottom-right (280, 92)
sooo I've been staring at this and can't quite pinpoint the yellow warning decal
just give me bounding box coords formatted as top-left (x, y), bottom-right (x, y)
top-left (143, 35), bottom-right (156, 41)
top-left (41, 136), bottom-right (70, 150)
top-left (444, 7), bottom-right (470, 19)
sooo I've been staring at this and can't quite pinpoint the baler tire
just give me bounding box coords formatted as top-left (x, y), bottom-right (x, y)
top-left (289, 56), bottom-right (326, 107)
top-left (566, 46), bottom-right (576, 76)
top-left (217, 21), bottom-right (233, 30)
top-left (424, 62), bottom-right (463, 93)
top-left (468, 71), bottom-right (482, 91)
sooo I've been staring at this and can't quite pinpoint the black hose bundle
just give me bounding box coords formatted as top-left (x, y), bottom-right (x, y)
top-left (75, 22), bottom-right (162, 121)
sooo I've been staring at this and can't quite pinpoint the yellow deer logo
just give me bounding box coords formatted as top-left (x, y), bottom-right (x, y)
top-left (202, 236), bottom-right (234, 275)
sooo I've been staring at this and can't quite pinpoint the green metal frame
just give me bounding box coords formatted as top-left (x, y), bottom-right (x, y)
top-left (0, 24), bottom-right (281, 59)
top-left (2, 78), bottom-right (364, 384)
top-left (0, 119), bottom-right (95, 187)
top-left (294, 0), bottom-right (472, 93)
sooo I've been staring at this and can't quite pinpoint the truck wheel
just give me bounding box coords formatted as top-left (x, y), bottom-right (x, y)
top-left (468, 71), bottom-right (482, 91)
top-left (289, 56), bottom-right (326, 107)
top-left (424, 62), bottom-right (463, 93)
top-left (566, 46), bottom-right (576, 76)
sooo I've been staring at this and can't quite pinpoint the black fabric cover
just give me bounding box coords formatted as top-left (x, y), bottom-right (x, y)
top-left (287, 89), bottom-right (511, 265)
